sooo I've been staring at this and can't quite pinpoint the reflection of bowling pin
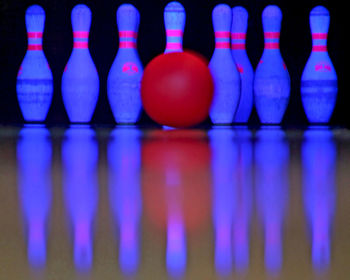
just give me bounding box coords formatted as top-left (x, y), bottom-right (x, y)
top-left (209, 4), bottom-right (241, 125)
top-left (255, 128), bottom-right (289, 274)
top-left (254, 5), bottom-right (290, 124)
top-left (231, 7), bottom-right (254, 123)
top-left (165, 168), bottom-right (186, 278)
top-left (17, 126), bottom-right (52, 268)
top-left (209, 128), bottom-right (236, 276)
top-left (233, 128), bottom-right (253, 271)
top-left (62, 127), bottom-right (98, 271)
top-left (164, 1), bottom-right (186, 53)
top-left (302, 128), bottom-right (336, 270)
top-left (108, 128), bottom-right (142, 275)
top-left (62, 4), bottom-right (99, 123)
top-left (16, 5), bottom-right (53, 122)
top-left (301, 6), bottom-right (337, 123)
top-left (107, 4), bottom-right (143, 124)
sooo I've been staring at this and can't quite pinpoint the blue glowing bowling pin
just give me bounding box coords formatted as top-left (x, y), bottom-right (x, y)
top-left (62, 4), bottom-right (99, 123)
top-left (254, 6), bottom-right (290, 124)
top-left (107, 4), bottom-right (143, 124)
top-left (16, 5), bottom-right (53, 122)
top-left (231, 7), bottom-right (254, 123)
top-left (164, 1), bottom-right (186, 53)
top-left (301, 6), bottom-right (338, 123)
top-left (209, 4), bottom-right (241, 124)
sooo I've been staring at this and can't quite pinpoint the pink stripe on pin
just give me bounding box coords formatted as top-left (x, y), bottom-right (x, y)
top-left (166, 30), bottom-right (183, 37)
top-left (73, 31), bottom-right (89, 38)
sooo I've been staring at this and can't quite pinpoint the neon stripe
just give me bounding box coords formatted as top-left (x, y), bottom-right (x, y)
top-left (28, 44), bottom-right (42, 50)
top-left (312, 33), bottom-right (327, 39)
top-left (265, 42), bottom-right (279, 49)
top-left (166, 30), bottom-right (183, 37)
top-left (166, 42), bottom-right (182, 50)
top-left (215, 42), bottom-right (230, 49)
top-left (74, 42), bottom-right (89, 49)
top-left (312, 45), bottom-right (327, 52)
top-left (231, 33), bottom-right (246, 40)
top-left (264, 32), bottom-right (280, 39)
top-left (119, 31), bottom-right (138, 38)
top-left (120, 41), bottom-right (137, 48)
top-left (73, 31), bottom-right (89, 38)
top-left (215, 31), bottom-right (231, 38)
top-left (27, 32), bottom-right (43, 38)
top-left (231, 43), bottom-right (245, 50)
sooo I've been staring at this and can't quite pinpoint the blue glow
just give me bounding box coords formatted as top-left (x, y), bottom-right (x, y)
top-left (254, 5), bottom-right (290, 124)
top-left (302, 128), bottom-right (336, 271)
top-left (209, 128), bottom-right (237, 275)
top-left (164, 2), bottom-right (186, 53)
top-left (165, 166), bottom-right (187, 278)
top-left (108, 127), bottom-right (141, 275)
top-left (166, 214), bottom-right (186, 278)
top-left (107, 4), bottom-right (143, 124)
top-left (301, 6), bottom-right (337, 123)
top-left (209, 4), bottom-right (240, 124)
top-left (233, 128), bottom-right (253, 271)
top-left (232, 7), bottom-right (254, 123)
top-left (17, 125), bottom-right (52, 268)
top-left (16, 5), bottom-right (53, 122)
top-left (62, 4), bottom-right (99, 123)
top-left (62, 126), bottom-right (98, 271)
top-left (255, 127), bottom-right (289, 274)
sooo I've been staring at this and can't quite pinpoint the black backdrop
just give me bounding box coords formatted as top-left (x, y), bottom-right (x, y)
top-left (0, 0), bottom-right (346, 127)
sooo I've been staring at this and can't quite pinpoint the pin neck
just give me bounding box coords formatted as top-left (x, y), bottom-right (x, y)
top-left (312, 33), bottom-right (328, 52)
top-left (27, 32), bottom-right (43, 51)
top-left (214, 31), bottom-right (230, 49)
top-left (73, 31), bottom-right (89, 49)
top-left (119, 31), bottom-right (138, 49)
top-left (231, 32), bottom-right (246, 50)
top-left (264, 32), bottom-right (280, 50)
top-left (165, 29), bottom-right (183, 52)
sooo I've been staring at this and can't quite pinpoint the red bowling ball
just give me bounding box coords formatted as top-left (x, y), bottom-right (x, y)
top-left (141, 51), bottom-right (214, 128)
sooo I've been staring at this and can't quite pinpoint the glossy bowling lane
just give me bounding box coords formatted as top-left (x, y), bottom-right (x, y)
top-left (0, 125), bottom-right (349, 279)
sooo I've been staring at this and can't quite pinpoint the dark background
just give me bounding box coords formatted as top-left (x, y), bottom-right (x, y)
top-left (0, 0), bottom-right (345, 127)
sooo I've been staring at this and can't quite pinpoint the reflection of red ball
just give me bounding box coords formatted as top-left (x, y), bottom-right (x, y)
top-left (142, 130), bottom-right (212, 234)
top-left (141, 51), bottom-right (214, 128)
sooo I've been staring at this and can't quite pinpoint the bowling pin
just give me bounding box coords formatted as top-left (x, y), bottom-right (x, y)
top-left (62, 4), bottom-right (99, 123)
top-left (301, 6), bottom-right (337, 123)
top-left (254, 5), bottom-right (290, 124)
top-left (209, 4), bottom-right (241, 124)
top-left (107, 4), bottom-right (143, 124)
top-left (16, 5), bottom-right (53, 122)
top-left (231, 7), bottom-right (254, 123)
top-left (164, 1), bottom-right (186, 53)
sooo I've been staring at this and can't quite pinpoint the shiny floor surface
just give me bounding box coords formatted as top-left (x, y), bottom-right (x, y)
top-left (0, 125), bottom-right (349, 280)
